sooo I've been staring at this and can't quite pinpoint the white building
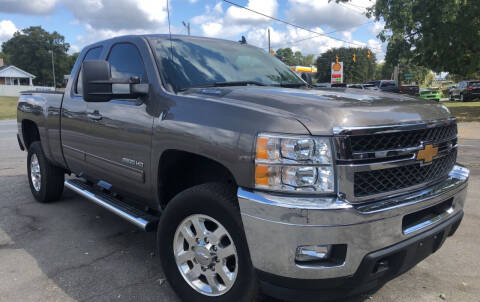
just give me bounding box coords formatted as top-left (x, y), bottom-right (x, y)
top-left (0, 59), bottom-right (35, 86)
top-left (0, 58), bottom-right (54, 96)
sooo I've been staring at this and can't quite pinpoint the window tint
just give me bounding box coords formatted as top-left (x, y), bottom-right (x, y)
top-left (75, 46), bottom-right (103, 95)
top-left (108, 43), bottom-right (147, 83)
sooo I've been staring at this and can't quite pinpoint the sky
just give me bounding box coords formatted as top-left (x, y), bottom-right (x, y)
top-left (0, 0), bottom-right (387, 61)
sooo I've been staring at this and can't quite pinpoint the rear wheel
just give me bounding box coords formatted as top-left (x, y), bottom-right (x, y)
top-left (460, 94), bottom-right (465, 102)
top-left (157, 183), bottom-right (259, 302)
top-left (27, 141), bottom-right (65, 203)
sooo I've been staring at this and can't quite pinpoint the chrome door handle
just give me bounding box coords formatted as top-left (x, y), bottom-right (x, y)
top-left (87, 113), bottom-right (102, 121)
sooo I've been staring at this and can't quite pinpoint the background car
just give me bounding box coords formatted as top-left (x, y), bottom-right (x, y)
top-left (419, 87), bottom-right (442, 101)
top-left (450, 80), bottom-right (480, 102)
top-left (399, 84), bottom-right (420, 96)
top-left (364, 80), bottom-right (399, 93)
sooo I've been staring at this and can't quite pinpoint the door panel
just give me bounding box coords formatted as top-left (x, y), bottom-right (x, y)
top-left (61, 46), bottom-right (103, 174)
top-left (82, 43), bottom-right (153, 201)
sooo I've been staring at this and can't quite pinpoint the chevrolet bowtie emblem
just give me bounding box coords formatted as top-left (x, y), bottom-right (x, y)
top-left (416, 144), bottom-right (438, 164)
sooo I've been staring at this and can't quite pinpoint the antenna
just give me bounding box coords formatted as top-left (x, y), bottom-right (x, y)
top-left (166, 0), bottom-right (174, 61)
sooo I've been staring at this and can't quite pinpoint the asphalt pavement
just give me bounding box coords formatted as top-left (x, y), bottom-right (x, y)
top-left (0, 119), bottom-right (479, 302)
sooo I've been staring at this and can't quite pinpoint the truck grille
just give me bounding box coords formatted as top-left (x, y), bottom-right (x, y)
top-left (350, 124), bottom-right (457, 152)
top-left (354, 149), bottom-right (457, 197)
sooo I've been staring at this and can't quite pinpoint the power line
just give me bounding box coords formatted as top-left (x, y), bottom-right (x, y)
top-left (274, 20), bottom-right (374, 49)
top-left (222, 0), bottom-right (383, 51)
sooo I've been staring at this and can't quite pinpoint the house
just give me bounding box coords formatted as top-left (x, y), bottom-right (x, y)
top-left (0, 58), bottom-right (35, 86)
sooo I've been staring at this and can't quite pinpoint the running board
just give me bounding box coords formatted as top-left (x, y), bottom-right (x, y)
top-left (65, 179), bottom-right (158, 232)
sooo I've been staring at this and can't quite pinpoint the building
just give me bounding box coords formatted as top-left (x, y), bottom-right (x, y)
top-left (0, 58), bottom-right (35, 86)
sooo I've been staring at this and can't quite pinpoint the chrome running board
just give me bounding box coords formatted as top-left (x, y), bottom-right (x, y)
top-left (65, 179), bottom-right (158, 231)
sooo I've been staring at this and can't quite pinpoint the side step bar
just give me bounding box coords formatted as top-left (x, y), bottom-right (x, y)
top-left (65, 179), bottom-right (159, 232)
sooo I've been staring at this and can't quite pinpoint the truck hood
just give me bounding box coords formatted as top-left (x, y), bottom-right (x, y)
top-left (183, 87), bottom-right (452, 135)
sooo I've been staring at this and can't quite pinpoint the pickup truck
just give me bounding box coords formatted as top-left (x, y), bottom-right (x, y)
top-left (17, 35), bottom-right (469, 302)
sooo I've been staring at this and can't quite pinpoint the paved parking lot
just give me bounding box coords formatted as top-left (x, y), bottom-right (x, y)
top-left (0, 119), bottom-right (479, 302)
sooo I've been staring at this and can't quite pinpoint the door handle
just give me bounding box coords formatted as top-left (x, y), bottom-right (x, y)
top-left (87, 112), bottom-right (102, 121)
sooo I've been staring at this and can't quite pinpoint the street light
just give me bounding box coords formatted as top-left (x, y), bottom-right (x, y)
top-left (48, 49), bottom-right (56, 89)
top-left (182, 21), bottom-right (190, 35)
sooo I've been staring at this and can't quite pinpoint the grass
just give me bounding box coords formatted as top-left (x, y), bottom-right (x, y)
top-left (443, 101), bottom-right (480, 122)
top-left (0, 96), bottom-right (17, 120)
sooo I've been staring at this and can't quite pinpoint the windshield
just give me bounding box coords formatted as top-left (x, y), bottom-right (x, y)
top-left (150, 37), bottom-right (304, 91)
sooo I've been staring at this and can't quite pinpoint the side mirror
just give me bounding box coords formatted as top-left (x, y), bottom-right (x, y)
top-left (82, 60), bottom-right (149, 102)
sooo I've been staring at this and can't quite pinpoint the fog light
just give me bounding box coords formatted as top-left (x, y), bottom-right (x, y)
top-left (295, 245), bottom-right (331, 262)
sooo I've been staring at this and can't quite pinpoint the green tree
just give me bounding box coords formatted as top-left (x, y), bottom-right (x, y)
top-left (337, 0), bottom-right (480, 75)
top-left (275, 48), bottom-right (301, 66)
top-left (2, 26), bottom-right (75, 87)
top-left (316, 47), bottom-right (376, 83)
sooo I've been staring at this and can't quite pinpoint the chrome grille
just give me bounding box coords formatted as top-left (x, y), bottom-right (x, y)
top-left (354, 149), bottom-right (457, 197)
top-left (334, 119), bottom-right (458, 201)
top-left (350, 124), bottom-right (457, 152)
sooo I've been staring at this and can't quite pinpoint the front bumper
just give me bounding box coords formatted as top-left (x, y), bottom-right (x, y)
top-left (238, 165), bottom-right (469, 283)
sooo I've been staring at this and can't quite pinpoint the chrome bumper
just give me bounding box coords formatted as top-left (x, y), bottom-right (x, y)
top-left (238, 165), bottom-right (469, 279)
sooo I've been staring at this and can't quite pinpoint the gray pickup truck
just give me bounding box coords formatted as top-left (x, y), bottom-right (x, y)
top-left (17, 35), bottom-right (469, 302)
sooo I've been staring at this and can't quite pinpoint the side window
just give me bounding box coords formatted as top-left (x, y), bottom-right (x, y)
top-left (107, 43), bottom-right (147, 83)
top-left (75, 46), bottom-right (103, 95)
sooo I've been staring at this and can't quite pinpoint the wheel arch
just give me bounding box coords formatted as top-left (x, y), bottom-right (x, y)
top-left (157, 149), bottom-right (238, 209)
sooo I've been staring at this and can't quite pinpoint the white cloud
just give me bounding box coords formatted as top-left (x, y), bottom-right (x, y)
top-left (192, 0), bottom-right (278, 39)
top-left (225, 0), bottom-right (278, 26)
top-left (286, 0), bottom-right (371, 31)
top-left (0, 20), bottom-right (18, 43)
top-left (63, 0), bottom-right (168, 31)
top-left (0, 0), bottom-right (59, 15)
top-left (370, 22), bottom-right (384, 35)
top-left (367, 39), bottom-right (386, 62)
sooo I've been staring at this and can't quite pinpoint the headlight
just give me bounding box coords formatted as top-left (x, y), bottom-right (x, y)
top-left (254, 134), bottom-right (335, 193)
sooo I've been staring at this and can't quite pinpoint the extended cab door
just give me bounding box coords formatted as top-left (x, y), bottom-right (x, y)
top-left (83, 42), bottom-right (154, 201)
top-left (61, 46), bottom-right (103, 174)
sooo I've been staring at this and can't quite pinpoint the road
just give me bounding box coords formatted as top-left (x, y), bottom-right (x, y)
top-left (0, 119), bottom-right (479, 302)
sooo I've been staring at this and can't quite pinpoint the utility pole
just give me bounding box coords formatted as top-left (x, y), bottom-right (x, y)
top-left (49, 48), bottom-right (56, 89)
top-left (182, 21), bottom-right (190, 35)
top-left (268, 28), bottom-right (271, 54)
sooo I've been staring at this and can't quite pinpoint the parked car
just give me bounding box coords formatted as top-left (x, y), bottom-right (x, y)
top-left (450, 80), bottom-right (480, 101)
top-left (419, 87), bottom-right (442, 101)
top-left (347, 84), bottom-right (365, 89)
top-left (399, 84), bottom-right (419, 96)
top-left (364, 80), bottom-right (399, 93)
top-left (17, 34), bottom-right (469, 302)
top-left (444, 85), bottom-right (457, 99)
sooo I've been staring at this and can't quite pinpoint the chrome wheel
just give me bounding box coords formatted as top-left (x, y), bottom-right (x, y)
top-left (173, 214), bottom-right (238, 296)
top-left (30, 154), bottom-right (41, 191)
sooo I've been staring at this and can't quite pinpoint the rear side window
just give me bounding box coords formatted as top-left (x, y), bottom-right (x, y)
top-left (107, 43), bottom-right (147, 83)
top-left (75, 46), bottom-right (103, 95)
top-left (469, 81), bottom-right (480, 88)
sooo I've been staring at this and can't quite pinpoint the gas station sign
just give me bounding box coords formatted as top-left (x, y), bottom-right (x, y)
top-left (331, 62), bottom-right (343, 83)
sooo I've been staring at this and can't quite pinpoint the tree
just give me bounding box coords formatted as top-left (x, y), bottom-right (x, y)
top-left (2, 26), bottom-right (75, 87)
top-left (380, 59), bottom-right (430, 86)
top-left (316, 47), bottom-right (376, 83)
top-left (337, 0), bottom-right (480, 75)
top-left (275, 48), bottom-right (315, 66)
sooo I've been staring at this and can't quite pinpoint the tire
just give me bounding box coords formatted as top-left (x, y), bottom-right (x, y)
top-left (27, 141), bottom-right (65, 203)
top-left (449, 93), bottom-right (454, 101)
top-left (460, 94), bottom-right (464, 102)
top-left (157, 183), bottom-right (259, 302)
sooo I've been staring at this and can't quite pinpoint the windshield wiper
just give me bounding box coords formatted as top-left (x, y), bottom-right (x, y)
top-left (179, 81), bottom-right (266, 91)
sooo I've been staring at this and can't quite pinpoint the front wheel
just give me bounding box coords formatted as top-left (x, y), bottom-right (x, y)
top-left (27, 141), bottom-right (65, 203)
top-left (157, 183), bottom-right (259, 302)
